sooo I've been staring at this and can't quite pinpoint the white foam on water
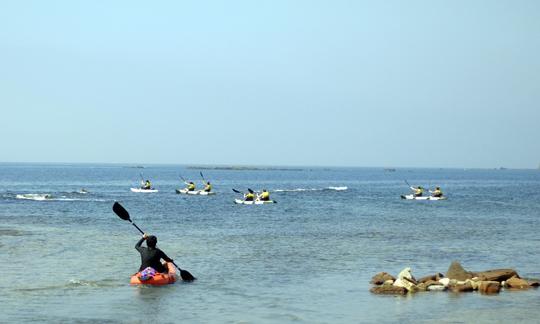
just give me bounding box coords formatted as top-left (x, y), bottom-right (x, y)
top-left (16, 193), bottom-right (53, 201)
top-left (328, 186), bottom-right (348, 191)
top-left (273, 186), bottom-right (348, 192)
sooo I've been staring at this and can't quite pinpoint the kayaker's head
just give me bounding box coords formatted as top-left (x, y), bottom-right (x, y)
top-left (190, 181), bottom-right (194, 184)
top-left (436, 187), bottom-right (440, 190)
top-left (207, 181), bottom-right (211, 185)
top-left (418, 186), bottom-right (423, 189)
top-left (146, 235), bottom-right (157, 248)
top-left (263, 189), bottom-right (267, 192)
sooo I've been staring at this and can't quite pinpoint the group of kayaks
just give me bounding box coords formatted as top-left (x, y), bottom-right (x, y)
top-left (127, 179), bottom-right (444, 286)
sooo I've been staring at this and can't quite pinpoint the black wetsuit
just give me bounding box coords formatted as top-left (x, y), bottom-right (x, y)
top-left (135, 238), bottom-right (173, 273)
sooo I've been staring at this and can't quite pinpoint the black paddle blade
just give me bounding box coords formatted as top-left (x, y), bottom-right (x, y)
top-left (248, 188), bottom-right (254, 194)
top-left (112, 202), bottom-right (131, 221)
top-left (180, 269), bottom-right (196, 282)
top-left (232, 188), bottom-right (242, 193)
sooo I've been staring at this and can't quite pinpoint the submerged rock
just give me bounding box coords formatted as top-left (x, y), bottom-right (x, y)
top-left (370, 285), bottom-right (407, 295)
top-left (478, 281), bottom-right (501, 294)
top-left (449, 281), bottom-right (474, 293)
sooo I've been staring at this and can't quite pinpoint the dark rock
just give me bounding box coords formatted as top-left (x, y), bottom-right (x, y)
top-left (474, 269), bottom-right (519, 282)
top-left (506, 277), bottom-right (529, 289)
top-left (370, 272), bottom-right (396, 285)
top-left (370, 285), bottom-right (407, 295)
top-left (417, 273), bottom-right (445, 284)
top-left (478, 281), bottom-right (501, 294)
top-left (528, 280), bottom-right (539, 287)
top-left (446, 261), bottom-right (474, 281)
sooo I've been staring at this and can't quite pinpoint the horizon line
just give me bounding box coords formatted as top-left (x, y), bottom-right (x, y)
top-left (0, 161), bottom-right (536, 171)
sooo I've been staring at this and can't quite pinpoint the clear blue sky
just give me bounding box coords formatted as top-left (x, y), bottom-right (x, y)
top-left (1, 0), bottom-right (539, 168)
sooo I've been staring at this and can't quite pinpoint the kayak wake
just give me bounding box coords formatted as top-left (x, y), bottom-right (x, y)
top-left (273, 186), bottom-right (348, 192)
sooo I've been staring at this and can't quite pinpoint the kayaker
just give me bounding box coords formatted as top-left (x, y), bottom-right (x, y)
top-left (430, 187), bottom-right (443, 197)
top-left (135, 233), bottom-right (173, 273)
top-left (258, 189), bottom-right (270, 201)
top-left (410, 185), bottom-right (424, 197)
top-left (186, 181), bottom-right (196, 191)
top-left (244, 189), bottom-right (255, 201)
top-left (202, 181), bottom-right (212, 192)
top-left (142, 180), bottom-right (152, 190)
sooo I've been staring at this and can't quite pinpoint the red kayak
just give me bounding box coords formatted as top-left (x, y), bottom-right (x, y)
top-left (130, 262), bottom-right (178, 285)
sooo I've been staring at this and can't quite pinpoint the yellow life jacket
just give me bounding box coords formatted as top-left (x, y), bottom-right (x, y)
top-left (245, 193), bottom-right (255, 200)
top-left (260, 191), bottom-right (270, 200)
top-left (204, 184), bottom-right (212, 192)
top-left (187, 183), bottom-right (196, 191)
top-left (415, 188), bottom-right (423, 195)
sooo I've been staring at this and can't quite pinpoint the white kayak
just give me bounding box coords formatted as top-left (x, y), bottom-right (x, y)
top-left (234, 199), bottom-right (276, 205)
top-left (176, 189), bottom-right (215, 195)
top-left (130, 188), bottom-right (159, 193)
top-left (401, 195), bottom-right (447, 200)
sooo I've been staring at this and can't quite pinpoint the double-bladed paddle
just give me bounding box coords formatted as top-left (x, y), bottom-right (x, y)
top-left (112, 202), bottom-right (196, 282)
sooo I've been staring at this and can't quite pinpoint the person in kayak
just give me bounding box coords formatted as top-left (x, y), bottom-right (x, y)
top-left (410, 185), bottom-right (424, 197)
top-left (430, 187), bottom-right (443, 197)
top-left (258, 189), bottom-right (270, 201)
top-left (142, 180), bottom-right (152, 190)
top-left (244, 189), bottom-right (255, 201)
top-left (136, 233), bottom-right (173, 273)
top-left (185, 181), bottom-right (196, 191)
top-left (202, 181), bottom-right (212, 192)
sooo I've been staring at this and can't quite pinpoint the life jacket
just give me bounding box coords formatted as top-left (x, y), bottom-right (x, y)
top-left (260, 191), bottom-right (270, 200)
top-left (204, 184), bottom-right (212, 192)
top-left (187, 183), bottom-right (196, 191)
top-left (245, 193), bottom-right (255, 201)
top-left (415, 188), bottom-right (423, 195)
top-left (144, 181), bottom-right (151, 189)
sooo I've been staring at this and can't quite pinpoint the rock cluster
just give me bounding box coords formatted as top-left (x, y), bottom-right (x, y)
top-left (370, 261), bottom-right (539, 295)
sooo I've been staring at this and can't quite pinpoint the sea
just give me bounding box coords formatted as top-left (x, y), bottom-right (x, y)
top-left (1, 163), bottom-right (539, 323)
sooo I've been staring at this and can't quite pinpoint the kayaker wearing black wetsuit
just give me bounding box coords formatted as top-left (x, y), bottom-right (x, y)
top-left (135, 234), bottom-right (173, 273)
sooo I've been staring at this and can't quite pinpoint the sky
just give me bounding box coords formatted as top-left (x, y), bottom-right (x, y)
top-left (1, 0), bottom-right (539, 168)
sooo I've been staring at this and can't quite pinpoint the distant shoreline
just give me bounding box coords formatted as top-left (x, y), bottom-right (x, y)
top-left (186, 165), bottom-right (305, 171)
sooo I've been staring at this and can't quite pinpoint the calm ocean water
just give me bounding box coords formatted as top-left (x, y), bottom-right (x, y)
top-left (1, 163), bottom-right (539, 323)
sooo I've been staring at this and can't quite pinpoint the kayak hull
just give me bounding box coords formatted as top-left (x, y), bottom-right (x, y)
top-left (131, 188), bottom-right (159, 193)
top-left (401, 195), bottom-right (447, 200)
top-left (234, 199), bottom-right (276, 205)
top-left (176, 189), bottom-right (215, 195)
top-left (130, 262), bottom-right (178, 285)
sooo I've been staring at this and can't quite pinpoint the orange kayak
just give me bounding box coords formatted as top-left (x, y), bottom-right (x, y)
top-left (130, 262), bottom-right (178, 285)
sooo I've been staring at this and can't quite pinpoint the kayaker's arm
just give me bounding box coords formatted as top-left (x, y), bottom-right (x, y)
top-left (135, 236), bottom-right (146, 252)
top-left (159, 249), bottom-right (173, 263)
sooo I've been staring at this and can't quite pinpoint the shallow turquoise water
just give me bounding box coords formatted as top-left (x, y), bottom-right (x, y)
top-left (1, 164), bottom-right (539, 323)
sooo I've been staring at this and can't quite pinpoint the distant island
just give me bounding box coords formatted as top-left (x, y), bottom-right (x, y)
top-left (187, 165), bottom-right (304, 171)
